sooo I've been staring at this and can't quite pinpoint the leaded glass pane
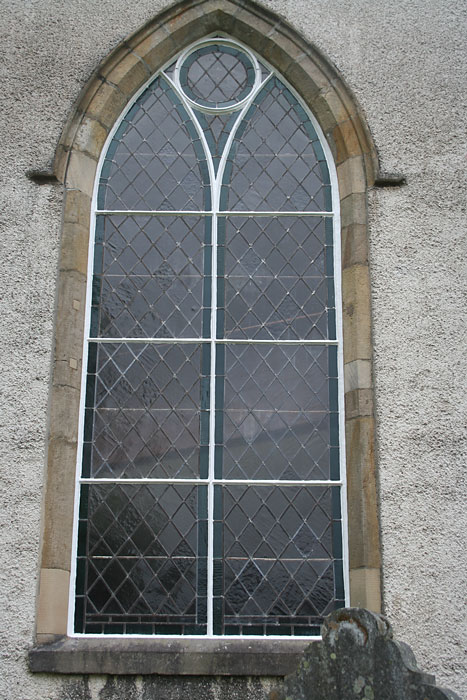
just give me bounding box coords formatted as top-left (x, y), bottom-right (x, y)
top-left (216, 344), bottom-right (337, 480)
top-left (212, 485), bottom-right (343, 635)
top-left (76, 39), bottom-right (344, 638)
top-left (98, 76), bottom-right (209, 211)
top-left (75, 483), bottom-right (207, 634)
top-left (222, 78), bottom-right (331, 212)
top-left (179, 44), bottom-right (255, 108)
top-left (83, 343), bottom-right (209, 479)
top-left (92, 216), bottom-right (210, 339)
top-left (218, 216), bottom-right (332, 340)
top-left (193, 110), bottom-right (239, 173)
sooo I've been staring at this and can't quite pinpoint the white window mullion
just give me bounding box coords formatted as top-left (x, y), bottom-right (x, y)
top-left (207, 208), bottom-right (218, 636)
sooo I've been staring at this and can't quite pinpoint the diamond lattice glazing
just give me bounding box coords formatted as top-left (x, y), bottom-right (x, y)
top-left (83, 343), bottom-right (208, 479)
top-left (212, 485), bottom-right (339, 635)
top-left (218, 344), bottom-right (335, 480)
top-left (75, 483), bottom-right (207, 634)
top-left (92, 216), bottom-right (209, 339)
top-left (98, 77), bottom-right (208, 211)
top-left (180, 44), bottom-right (255, 108)
top-left (220, 217), bottom-right (331, 340)
top-left (76, 40), bottom-right (344, 638)
top-left (222, 78), bottom-right (331, 212)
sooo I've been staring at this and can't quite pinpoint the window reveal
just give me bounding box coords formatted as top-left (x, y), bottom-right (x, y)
top-left (73, 38), bottom-right (346, 637)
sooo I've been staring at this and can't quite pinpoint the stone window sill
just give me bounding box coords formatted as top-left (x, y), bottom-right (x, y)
top-left (28, 637), bottom-right (311, 675)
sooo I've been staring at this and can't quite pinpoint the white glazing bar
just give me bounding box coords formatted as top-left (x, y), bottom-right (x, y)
top-left (94, 210), bottom-right (333, 217)
top-left (87, 337), bottom-right (337, 345)
top-left (95, 210), bottom-right (213, 216)
top-left (206, 210), bottom-right (217, 636)
top-left (213, 479), bottom-right (341, 486)
top-left (213, 338), bottom-right (338, 345)
top-left (87, 337), bottom-right (210, 344)
top-left (218, 210), bottom-right (334, 217)
top-left (79, 478), bottom-right (342, 486)
top-left (74, 633), bottom-right (321, 641)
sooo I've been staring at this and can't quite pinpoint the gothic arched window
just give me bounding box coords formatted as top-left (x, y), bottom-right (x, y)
top-left (72, 38), bottom-right (347, 638)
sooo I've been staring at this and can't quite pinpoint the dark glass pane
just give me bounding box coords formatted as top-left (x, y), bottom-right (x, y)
top-left (83, 343), bottom-right (206, 479)
top-left (99, 77), bottom-right (208, 211)
top-left (194, 111), bottom-right (239, 173)
top-left (93, 216), bottom-right (209, 339)
top-left (221, 344), bottom-right (334, 480)
top-left (75, 483), bottom-right (207, 634)
top-left (214, 485), bottom-right (340, 635)
top-left (180, 44), bottom-right (255, 109)
top-left (223, 78), bottom-right (330, 212)
top-left (221, 216), bottom-right (331, 340)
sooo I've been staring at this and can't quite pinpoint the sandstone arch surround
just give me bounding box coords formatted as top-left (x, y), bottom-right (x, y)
top-left (37, 0), bottom-right (380, 648)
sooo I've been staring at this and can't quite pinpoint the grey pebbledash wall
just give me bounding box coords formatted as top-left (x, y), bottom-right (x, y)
top-left (0, 0), bottom-right (465, 699)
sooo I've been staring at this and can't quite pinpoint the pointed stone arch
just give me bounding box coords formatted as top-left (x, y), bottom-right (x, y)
top-left (37, 0), bottom-right (381, 650)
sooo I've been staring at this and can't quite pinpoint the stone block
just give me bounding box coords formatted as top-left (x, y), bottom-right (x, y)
top-left (103, 52), bottom-right (150, 98)
top-left (340, 192), bottom-right (367, 228)
top-left (65, 150), bottom-right (98, 197)
top-left (48, 384), bottom-right (81, 444)
top-left (342, 264), bottom-right (372, 364)
top-left (344, 359), bottom-right (372, 392)
top-left (341, 222), bottom-right (368, 268)
top-left (308, 94), bottom-right (338, 134)
top-left (165, 4), bottom-right (208, 50)
top-left (262, 29), bottom-right (305, 74)
top-left (230, 11), bottom-right (273, 56)
top-left (54, 270), bottom-right (87, 363)
top-left (345, 388), bottom-right (373, 420)
top-left (63, 189), bottom-right (92, 227)
top-left (131, 26), bottom-right (176, 73)
top-left (41, 437), bottom-right (78, 569)
top-left (52, 358), bottom-right (82, 391)
top-left (36, 568), bottom-right (70, 636)
top-left (73, 116), bottom-right (109, 161)
top-left (85, 80), bottom-right (129, 131)
top-left (29, 637), bottom-right (308, 675)
top-left (59, 221), bottom-right (90, 275)
top-left (345, 416), bottom-right (380, 570)
top-left (330, 118), bottom-right (363, 165)
top-left (204, 6), bottom-right (238, 36)
top-left (337, 156), bottom-right (366, 201)
top-left (282, 62), bottom-right (322, 107)
top-left (350, 567), bottom-right (381, 612)
top-left (281, 608), bottom-right (461, 700)
top-left (320, 86), bottom-right (352, 130)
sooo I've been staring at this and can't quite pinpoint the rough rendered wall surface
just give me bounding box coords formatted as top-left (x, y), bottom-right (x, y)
top-left (0, 1), bottom-right (465, 698)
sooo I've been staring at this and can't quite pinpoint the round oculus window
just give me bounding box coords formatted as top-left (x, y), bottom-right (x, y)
top-left (179, 43), bottom-right (256, 109)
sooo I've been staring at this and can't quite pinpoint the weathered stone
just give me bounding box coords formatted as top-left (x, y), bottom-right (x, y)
top-left (65, 149), bottom-right (98, 196)
top-left (337, 156), bottom-right (366, 200)
top-left (29, 637), bottom-right (308, 675)
top-left (349, 568), bottom-right (381, 611)
top-left (36, 568), bottom-right (70, 636)
top-left (345, 416), bottom-right (380, 570)
top-left (345, 388), bottom-right (373, 420)
top-left (41, 437), bottom-right (78, 569)
top-left (280, 609), bottom-right (461, 700)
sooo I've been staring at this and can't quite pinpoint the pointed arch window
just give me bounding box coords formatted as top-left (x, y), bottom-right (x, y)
top-left (72, 38), bottom-right (348, 638)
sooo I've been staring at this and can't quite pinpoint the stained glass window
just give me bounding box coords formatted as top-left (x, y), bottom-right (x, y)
top-left (73, 38), bottom-right (346, 637)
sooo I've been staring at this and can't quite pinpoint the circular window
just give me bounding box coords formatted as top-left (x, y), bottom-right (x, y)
top-left (179, 43), bottom-right (256, 109)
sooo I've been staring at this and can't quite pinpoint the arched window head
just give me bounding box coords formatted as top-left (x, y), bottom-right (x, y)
top-left (71, 37), bottom-right (347, 638)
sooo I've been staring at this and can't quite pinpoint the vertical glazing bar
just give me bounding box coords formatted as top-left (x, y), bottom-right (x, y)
top-left (207, 210), bottom-right (218, 635)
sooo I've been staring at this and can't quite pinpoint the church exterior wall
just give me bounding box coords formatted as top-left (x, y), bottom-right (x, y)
top-left (0, 0), bottom-right (465, 697)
